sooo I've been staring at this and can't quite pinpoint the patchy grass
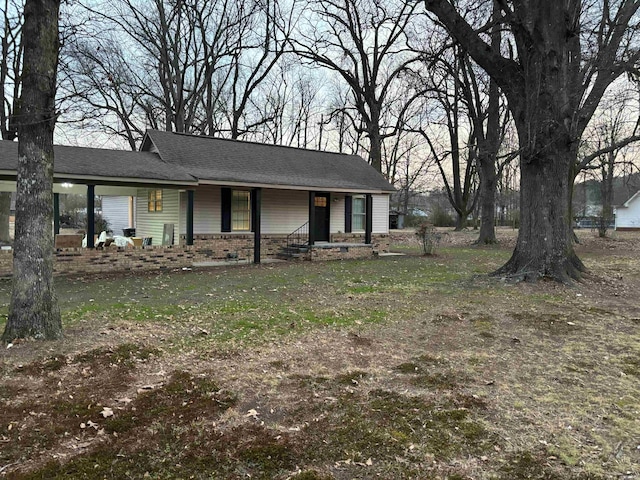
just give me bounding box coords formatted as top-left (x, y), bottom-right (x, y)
top-left (1, 228), bottom-right (640, 478)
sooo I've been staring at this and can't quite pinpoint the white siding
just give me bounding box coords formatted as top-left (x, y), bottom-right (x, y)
top-left (174, 187), bottom-right (389, 236)
top-left (179, 186), bottom-right (223, 236)
top-left (330, 194), bottom-right (346, 233)
top-left (616, 202), bottom-right (640, 229)
top-left (102, 196), bottom-right (131, 236)
top-left (261, 189), bottom-right (308, 234)
top-left (372, 194), bottom-right (389, 234)
top-left (179, 187), bottom-right (308, 235)
top-left (179, 191), bottom-right (187, 236)
top-left (136, 188), bottom-right (180, 245)
top-left (194, 186), bottom-right (222, 233)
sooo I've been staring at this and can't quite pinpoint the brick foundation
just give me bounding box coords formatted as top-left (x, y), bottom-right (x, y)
top-left (309, 244), bottom-right (373, 261)
top-left (331, 233), bottom-right (391, 254)
top-left (178, 233), bottom-right (289, 259)
top-left (0, 233), bottom-right (389, 277)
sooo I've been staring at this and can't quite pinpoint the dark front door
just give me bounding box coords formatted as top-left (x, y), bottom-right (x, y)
top-left (313, 193), bottom-right (330, 242)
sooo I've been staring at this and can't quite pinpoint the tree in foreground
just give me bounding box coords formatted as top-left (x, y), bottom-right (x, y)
top-left (2, 0), bottom-right (61, 341)
top-left (425, 0), bottom-right (640, 282)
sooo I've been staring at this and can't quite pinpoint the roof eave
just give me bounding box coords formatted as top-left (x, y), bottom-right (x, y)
top-left (622, 190), bottom-right (640, 208)
top-left (196, 178), bottom-right (393, 194)
top-left (0, 169), bottom-right (198, 187)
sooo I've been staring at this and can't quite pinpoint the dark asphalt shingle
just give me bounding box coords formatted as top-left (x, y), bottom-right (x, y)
top-left (144, 130), bottom-right (395, 192)
top-left (0, 140), bottom-right (196, 184)
top-left (1, 132), bottom-right (394, 193)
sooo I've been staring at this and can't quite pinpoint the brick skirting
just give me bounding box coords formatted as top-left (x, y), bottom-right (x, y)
top-left (0, 233), bottom-right (390, 276)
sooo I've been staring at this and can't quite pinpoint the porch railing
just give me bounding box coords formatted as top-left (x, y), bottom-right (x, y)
top-left (286, 221), bottom-right (309, 251)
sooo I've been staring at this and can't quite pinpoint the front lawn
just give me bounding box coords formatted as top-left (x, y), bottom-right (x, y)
top-left (1, 229), bottom-right (639, 479)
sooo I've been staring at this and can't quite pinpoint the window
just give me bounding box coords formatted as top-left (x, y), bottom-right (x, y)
top-left (314, 196), bottom-right (327, 207)
top-left (352, 196), bottom-right (366, 230)
top-left (232, 190), bottom-right (251, 231)
top-left (148, 189), bottom-right (163, 212)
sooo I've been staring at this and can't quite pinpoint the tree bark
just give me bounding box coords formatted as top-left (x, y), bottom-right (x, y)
top-left (2, 0), bottom-right (62, 342)
top-left (423, 0), bottom-right (640, 281)
top-left (368, 124), bottom-right (383, 173)
top-left (495, 140), bottom-right (584, 282)
top-left (477, 156), bottom-right (497, 243)
top-left (475, 0), bottom-right (500, 245)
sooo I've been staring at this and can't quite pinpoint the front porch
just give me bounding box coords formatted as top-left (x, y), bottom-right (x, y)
top-left (0, 178), bottom-right (390, 277)
top-left (0, 233), bottom-right (390, 277)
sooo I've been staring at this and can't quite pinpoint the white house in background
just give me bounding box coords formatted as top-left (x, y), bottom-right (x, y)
top-left (614, 190), bottom-right (640, 231)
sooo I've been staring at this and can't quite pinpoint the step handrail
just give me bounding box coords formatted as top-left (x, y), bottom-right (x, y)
top-left (286, 221), bottom-right (309, 251)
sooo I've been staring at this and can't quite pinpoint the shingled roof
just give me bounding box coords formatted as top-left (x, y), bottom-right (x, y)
top-left (143, 130), bottom-right (394, 193)
top-left (0, 133), bottom-right (394, 193)
top-left (0, 140), bottom-right (196, 185)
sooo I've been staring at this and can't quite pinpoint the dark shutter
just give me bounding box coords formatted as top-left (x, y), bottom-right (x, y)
top-left (250, 190), bottom-right (255, 232)
top-left (344, 195), bottom-right (352, 233)
top-left (221, 188), bottom-right (232, 232)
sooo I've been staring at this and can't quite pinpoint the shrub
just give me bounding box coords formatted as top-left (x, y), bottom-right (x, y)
top-left (415, 223), bottom-right (441, 255)
top-left (428, 205), bottom-right (455, 227)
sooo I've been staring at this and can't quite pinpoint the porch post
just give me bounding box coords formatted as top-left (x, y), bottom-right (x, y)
top-left (86, 184), bottom-right (95, 248)
top-left (53, 192), bottom-right (60, 235)
top-left (308, 191), bottom-right (316, 246)
top-left (186, 190), bottom-right (194, 246)
top-left (365, 193), bottom-right (373, 244)
top-left (252, 187), bottom-right (262, 264)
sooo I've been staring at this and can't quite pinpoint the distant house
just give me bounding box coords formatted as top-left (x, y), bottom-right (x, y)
top-left (614, 190), bottom-right (640, 231)
top-left (0, 131), bottom-right (394, 273)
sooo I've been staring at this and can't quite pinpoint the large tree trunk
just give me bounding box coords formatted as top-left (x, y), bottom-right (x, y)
top-left (494, 142), bottom-right (584, 282)
top-left (491, 1), bottom-right (586, 282)
top-left (2, 0), bottom-right (61, 342)
top-left (475, 4), bottom-right (500, 245)
top-left (367, 122), bottom-right (383, 173)
top-left (477, 157), bottom-right (497, 244)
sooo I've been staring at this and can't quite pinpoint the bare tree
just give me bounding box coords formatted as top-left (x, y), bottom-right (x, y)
top-left (324, 83), bottom-right (366, 155)
top-left (62, 35), bottom-right (147, 149)
top-left (253, 65), bottom-right (324, 147)
top-left (1, 0), bottom-right (21, 141)
top-left (223, 0), bottom-right (292, 139)
top-left (472, 0), bottom-right (504, 244)
top-left (413, 46), bottom-right (480, 231)
top-left (578, 84), bottom-right (640, 237)
top-left (425, 0), bottom-right (640, 282)
top-left (2, 0), bottom-right (61, 341)
top-left (387, 129), bottom-right (433, 215)
top-left (292, 0), bottom-right (425, 174)
top-left (64, 0), bottom-right (240, 146)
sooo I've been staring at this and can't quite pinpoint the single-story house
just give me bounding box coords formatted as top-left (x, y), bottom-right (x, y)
top-left (0, 130), bottom-right (394, 275)
top-left (614, 190), bottom-right (640, 231)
